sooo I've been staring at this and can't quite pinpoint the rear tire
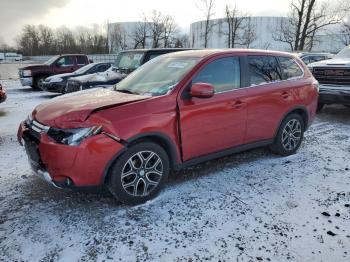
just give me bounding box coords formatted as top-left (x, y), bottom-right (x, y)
top-left (270, 113), bottom-right (305, 156)
top-left (107, 142), bottom-right (169, 205)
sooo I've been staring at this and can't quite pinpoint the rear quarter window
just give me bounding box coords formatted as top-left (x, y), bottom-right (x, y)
top-left (77, 56), bottom-right (88, 65)
top-left (278, 57), bottom-right (303, 80)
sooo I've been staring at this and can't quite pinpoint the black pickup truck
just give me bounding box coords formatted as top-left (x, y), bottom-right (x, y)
top-left (65, 48), bottom-right (192, 93)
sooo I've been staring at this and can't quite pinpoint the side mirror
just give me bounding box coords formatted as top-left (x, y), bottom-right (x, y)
top-left (190, 83), bottom-right (214, 98)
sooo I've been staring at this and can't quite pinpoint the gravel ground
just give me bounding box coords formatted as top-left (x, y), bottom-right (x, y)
top-left (0, 80), bottom-right (349, 262)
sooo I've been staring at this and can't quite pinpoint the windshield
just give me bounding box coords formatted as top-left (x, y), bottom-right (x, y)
top-left (114, 51), bottom-right (145, 70)
top-left (115, 56), bottom-right (200, 96)
top-left (74, 63), bottom-right (96, 74)
top-left (44, 55), bottom-right (60, 65)
top-left (334, 46), bottom-right (350, 59)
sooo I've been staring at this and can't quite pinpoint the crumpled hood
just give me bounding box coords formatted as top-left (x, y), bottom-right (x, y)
top-left (70, 71), bottom-right (124, 83)
top-left (33, 88), bottom-right (148, 127)
top-left (309, 58), bottom-right (350, 67)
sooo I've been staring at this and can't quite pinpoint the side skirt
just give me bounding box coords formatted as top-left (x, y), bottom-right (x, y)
top-left (174, 139), bottom-right (273, 170)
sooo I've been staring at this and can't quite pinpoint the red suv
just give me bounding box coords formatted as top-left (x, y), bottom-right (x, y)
top-left (18, 50), bottom-right (318, 204)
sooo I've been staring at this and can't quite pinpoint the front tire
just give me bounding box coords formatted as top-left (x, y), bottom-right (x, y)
top-left (270, 113), bottom-right (305, 156)
top-left (33, 76), bottom-right (46, 90)
top-left (107, 142), bottom-right (169, 205)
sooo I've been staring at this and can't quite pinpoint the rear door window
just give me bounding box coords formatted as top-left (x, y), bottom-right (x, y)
top-left (248, 56), bottom-right (282, 86)
top-left (278, 57), bottom-right (303, 80)
top-left (192, 57), bottom-right (241, 93)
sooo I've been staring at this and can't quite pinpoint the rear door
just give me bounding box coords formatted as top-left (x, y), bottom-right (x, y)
top-left (178, 56), bottom-right (247, 161)
top-left (244, 55), bottom-right (304, 143)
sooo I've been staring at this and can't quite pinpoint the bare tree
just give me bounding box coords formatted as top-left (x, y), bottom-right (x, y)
top-left (38, 25), bottom-right (55, 54)
top-left (336, 20), bottom-right (350, 46)
top-left (173, 34), bottom-right (190, 48)
top-left (197, 0), bottom-right (215, 48)
top-left (274, 0), bottom-right (350, 51)
top-left (241, 17), bottom-right (257, 48)
top-left (130, 16), bottom-right (149, 49)
top-left (163, 15), bottom-right (179, 47)
top-left (109, 24), bottom-right (128, 52)
top-left (224, 5), bottom-right (256, 48)
top-left (148, 10), bottom-right (166, 48)
top-left (17, 25), bottom-right (40, 56)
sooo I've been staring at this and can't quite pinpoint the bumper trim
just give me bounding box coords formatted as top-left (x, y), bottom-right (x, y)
top-left (36, 169), bottom-right (63, 189)
top-left (20, 77), bottom-right (33, 87)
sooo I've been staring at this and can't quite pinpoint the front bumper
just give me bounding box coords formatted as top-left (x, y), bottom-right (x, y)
top-left (42, 81), bottom-right (66, 93)
top-left (319, 84), bottom-right (350, 105)
top-left (17, 120), bottom-right (125, 188)
top-left (20, 77), bottom-right (33, 87)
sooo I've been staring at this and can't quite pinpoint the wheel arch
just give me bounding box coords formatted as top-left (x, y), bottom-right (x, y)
top-left (274, 106), bottom-right (309, 139)
top-left (101, 132), bottom-right (180, 185)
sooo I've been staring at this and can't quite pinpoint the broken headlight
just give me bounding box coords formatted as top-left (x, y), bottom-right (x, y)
top-left (47, 126), bottom-right (102, 146)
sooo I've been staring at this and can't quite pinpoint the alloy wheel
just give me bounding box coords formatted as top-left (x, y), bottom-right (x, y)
top-left (282, 119), bottom-right (302, 151)
top-left (121, 151), bottom-right (163, 197)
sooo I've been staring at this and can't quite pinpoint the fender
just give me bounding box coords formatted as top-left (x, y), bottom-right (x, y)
top-left (273, 105), bottom-right (309, 140)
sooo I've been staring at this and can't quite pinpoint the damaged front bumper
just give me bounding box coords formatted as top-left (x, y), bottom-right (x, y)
top-left (17, 119), bottom-right (125, 189)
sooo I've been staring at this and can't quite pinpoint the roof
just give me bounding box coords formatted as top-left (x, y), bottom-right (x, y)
top-left (161, 48), bottom-right (296, 59)
top-left (119, 48), bottom-right (194, 53)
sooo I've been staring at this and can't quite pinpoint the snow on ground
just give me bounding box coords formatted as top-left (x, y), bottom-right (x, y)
top-left (0, 80), bottom-right (349, 261)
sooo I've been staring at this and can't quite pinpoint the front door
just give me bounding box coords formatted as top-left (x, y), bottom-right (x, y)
top-left (53, 56), bottom-right (76, 74)
top-left (178, 56), bottom-right (247, 161)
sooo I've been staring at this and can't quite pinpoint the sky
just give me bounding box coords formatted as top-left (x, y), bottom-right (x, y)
top-left (0, 0), bottom-right (291, 46)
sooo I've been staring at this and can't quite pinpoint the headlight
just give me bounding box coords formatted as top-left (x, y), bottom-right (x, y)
top-left (50, 77), bottom-right (63, 83)
top-left (47, 126), bottom-right (102, 146)
top-left (23, 70), bottom-right (31, 77)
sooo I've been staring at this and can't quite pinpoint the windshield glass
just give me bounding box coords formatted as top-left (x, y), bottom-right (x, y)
top-left (74, 63), bottom-right (96, 74)
top-left (115, 56), bottom-right (200, 96)
top-left (44, 55), bottom-right (59, 65)
top-left (114, 51), bottom-right (145, 70)
top-left (334, 46), bottom-right (350, 59)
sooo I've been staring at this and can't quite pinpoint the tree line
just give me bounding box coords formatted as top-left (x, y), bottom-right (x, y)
top-left (15, 24), bottom-right (108, 56)
top-left (5, 0), bottom-right (350, 55)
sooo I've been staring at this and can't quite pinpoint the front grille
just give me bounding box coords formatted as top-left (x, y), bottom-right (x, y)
top-left (313, 67), bottom-right (350, 86)
top-left (66, 80), bottom-right (81, 93)
top-left (23, 119), bottom-right (50, 170)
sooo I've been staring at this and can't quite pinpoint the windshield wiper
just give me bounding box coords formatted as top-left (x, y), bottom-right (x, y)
top-left (116, 89), bottom-right (140, 95)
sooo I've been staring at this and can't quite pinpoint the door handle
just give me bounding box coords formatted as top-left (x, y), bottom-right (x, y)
top-left (231, 100), bottom-right (245, 109)
top-left (281, 91), bottom-right (290, 99)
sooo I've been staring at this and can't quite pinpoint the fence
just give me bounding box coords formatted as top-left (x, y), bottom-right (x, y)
top-left (23, 54), bottom-right (118, 63)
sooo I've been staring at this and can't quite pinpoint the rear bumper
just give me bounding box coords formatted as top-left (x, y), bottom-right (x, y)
top-left (18, 121), bottom-right (125, 188)
top-left (20, 77), bottom-right (33, 87)
top-left (319, 85), bottom-right (350, 105)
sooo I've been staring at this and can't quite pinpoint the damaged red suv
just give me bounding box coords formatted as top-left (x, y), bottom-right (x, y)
top-left (18, 50), bottom-right (318, 204)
